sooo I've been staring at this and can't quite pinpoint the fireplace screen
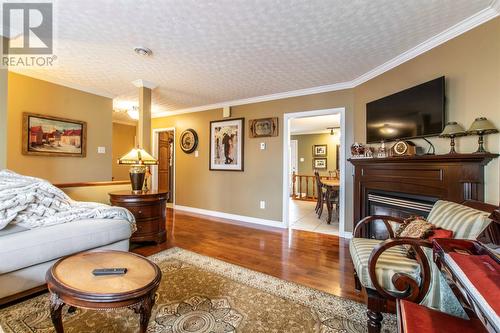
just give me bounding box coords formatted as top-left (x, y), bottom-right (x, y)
top-left (366, 191), bottom-right (436, 239)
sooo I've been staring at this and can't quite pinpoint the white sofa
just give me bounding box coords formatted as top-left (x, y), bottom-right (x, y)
top-left (0, 218), bottom-right (132, 303)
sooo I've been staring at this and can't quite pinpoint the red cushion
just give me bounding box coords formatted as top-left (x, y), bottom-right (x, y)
top-left (448, 253), bottom-right (500, 314)
top-left (399, 300), bottom-right (487, 333)
top-left (427, 228), bottom-right (453, 241)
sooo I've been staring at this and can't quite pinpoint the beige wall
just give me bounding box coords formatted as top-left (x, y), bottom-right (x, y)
top-left (153, 17), bottom-right (500, 230)
top-left (292, 133), bottom-right (339, 176)
top-left (7, 72), bottom-right (113, 183)
top-left (152, 90), bottom-right (355, 224)
top-left (62, 184), bottom-right (132, 204)
top-left (353, 17), bottom-right (500, 205)
top-left (112, 123), bottom-right (136, 180)
top-left (0, 67), bottom-right (7, 169)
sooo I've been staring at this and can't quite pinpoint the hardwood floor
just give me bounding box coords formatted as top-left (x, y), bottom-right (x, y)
top-left (132, 208), bottom-right (365, 303)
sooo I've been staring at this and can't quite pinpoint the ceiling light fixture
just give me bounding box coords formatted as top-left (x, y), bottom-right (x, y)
top-left (128, 106), bottom-right (140, 120)
top-left (134, 46), bottom-right (153, 56)
top-left (327, 127), bottom-right (339, 135)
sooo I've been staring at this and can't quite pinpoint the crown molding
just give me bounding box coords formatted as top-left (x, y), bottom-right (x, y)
top-left (351, 2), bottom-right (500, 87)
top-left (153, 3), bottom-right (499, 119)
top-left (112, 119), bottom-right (138, 126)
top-left (8, 68), bottom-right (116, 99)
top-left (132, 79), bottom-right (158, 89)
top-left (152, 81), bottom-right (354, 118)
top-left (5, 3), bottom-right (498, 118)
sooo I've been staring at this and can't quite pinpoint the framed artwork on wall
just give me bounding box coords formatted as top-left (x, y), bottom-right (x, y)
top-left (22, 112), bottom-right (87, 157)
top-left (313, 158), bottom-right (327, 170)
top-left (180, 128), bottom-right (198, 154)
top-left (249, 117), bottom-right (278, 138)
top-left (209, 118), bottom-right (244, 171)
top-left (313, 144), bottom-right (327, 157)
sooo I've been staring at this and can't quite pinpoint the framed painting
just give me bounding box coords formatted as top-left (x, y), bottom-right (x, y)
top-left (313, 158), bottom-right (327, 170)
top-left (313, 144), bottom-right (327, 157)
top-left (22, 113), bottom-right (87, 157)
top-left (249, 117), bottom-right (278, 138)
top-left (209, 118), bottom-right (244, 171)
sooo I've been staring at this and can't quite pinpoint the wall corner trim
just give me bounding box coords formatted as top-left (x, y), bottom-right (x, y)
top-left (174, 205), bottom-right (286, 229)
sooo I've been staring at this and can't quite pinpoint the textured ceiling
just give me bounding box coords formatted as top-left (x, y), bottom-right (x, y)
top-left (6, 0), bottom-right (493, 117)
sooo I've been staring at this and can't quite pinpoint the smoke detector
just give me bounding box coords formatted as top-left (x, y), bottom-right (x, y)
top-left (134, 47), bottom-right (152, 56)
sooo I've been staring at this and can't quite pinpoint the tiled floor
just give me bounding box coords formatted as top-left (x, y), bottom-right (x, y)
top-left (289, 199), bottom-right (340, 235)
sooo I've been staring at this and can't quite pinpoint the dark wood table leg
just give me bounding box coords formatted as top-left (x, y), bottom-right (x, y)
top-left (131, 291), bottom-right (157, 333)
top-left (49, 293), bottom-right (65, 333)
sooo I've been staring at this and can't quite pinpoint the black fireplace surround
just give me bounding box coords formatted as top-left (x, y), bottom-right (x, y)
top-left (367, 190), bottom-right (437, 239)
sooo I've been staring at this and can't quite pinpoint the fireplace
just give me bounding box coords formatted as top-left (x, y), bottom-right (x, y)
top-left (348, 154), bottom-right (497, 238)
top-left (367, 190), bottom-right (437, 239)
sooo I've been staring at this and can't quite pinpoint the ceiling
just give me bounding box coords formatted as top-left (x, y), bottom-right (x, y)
top-left (4, 0), bottom-right (497, 120)
top-left (291, 114), bottom-right (340, 135)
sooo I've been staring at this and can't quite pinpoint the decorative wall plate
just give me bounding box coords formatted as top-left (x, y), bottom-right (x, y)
top-left (180, 129), bottom-right (198, 154)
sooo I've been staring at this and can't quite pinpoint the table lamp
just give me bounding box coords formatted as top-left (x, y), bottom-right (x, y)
top-left (439, 121), bottom-right (466, 154)
top-left (118, 147), bottom-right (158, 193)
top-left (467, 117), bottom-right (498, 153)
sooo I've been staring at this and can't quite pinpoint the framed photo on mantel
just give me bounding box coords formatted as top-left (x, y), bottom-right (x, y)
top-left (209, 118), bottom-right (244, 171)
top-left (22, 113), bottom-right (87, 157)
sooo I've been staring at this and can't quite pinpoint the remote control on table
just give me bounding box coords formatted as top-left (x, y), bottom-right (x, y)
top-left (92, 268), bottom-right (127, 276)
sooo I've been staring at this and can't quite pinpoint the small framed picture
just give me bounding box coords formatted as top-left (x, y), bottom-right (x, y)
top-left (313, 144), bottom-right (327, 157)
top-left (313, 158), bottom-right (327, 169)
top-left (249, 117), bottom-right (278, 138)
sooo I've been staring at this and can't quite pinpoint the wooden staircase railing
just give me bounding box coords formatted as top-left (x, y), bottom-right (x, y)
top-left (291, 172), bottom-right (337, 201)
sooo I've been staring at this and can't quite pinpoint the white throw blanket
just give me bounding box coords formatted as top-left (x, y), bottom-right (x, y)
top-left (0, 170), bottom-right (136, 232)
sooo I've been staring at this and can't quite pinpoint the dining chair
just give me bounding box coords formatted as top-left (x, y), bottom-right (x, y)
top-left (314, 172), bottom-right (326, 218)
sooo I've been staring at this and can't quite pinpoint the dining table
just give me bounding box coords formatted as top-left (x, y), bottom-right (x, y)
top-left (320, 178), bottom-right (340, 223)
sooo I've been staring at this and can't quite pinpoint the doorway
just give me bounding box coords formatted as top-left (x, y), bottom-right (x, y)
top-left (152, 128), bottom-right (175, 205)
top-left (282, 108), bottom-right (346, 236)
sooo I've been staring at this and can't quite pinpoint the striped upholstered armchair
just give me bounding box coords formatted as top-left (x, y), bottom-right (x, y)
top-left (349, 200), bottom-right (499, 333)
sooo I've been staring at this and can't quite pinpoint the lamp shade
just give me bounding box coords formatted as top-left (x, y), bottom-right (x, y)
top-left (118, 148), bottom-right (157, 165)
top-left (439, 122), bottom-right (466, 137)
top-left (467, 117), bottom-right (498, 135)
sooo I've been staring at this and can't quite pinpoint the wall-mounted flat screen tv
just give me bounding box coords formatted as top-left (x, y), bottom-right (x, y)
top-left (366, 76), bottom-right (445, 143)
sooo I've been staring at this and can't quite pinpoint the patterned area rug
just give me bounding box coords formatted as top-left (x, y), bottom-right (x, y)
top-left (0, 248), bottom-right (396, 332)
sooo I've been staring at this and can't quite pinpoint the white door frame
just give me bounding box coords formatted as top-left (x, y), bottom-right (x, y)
top-left (289, 139), bottom-right (298, 196)
top-left (282, 107), bottom-right (347, 237)
top-left (152, 127), bottom-right (176, 205)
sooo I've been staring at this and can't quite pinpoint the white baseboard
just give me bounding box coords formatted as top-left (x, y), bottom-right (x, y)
top-left (174, 205), bottom-right (286, 229)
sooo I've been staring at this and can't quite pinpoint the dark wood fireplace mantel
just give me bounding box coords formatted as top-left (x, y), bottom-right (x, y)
top-left (348, 153), bottom-right (498, 231)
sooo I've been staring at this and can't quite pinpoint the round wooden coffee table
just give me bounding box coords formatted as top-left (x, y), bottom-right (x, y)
top-left (46, 250), bottom-right (161, 333)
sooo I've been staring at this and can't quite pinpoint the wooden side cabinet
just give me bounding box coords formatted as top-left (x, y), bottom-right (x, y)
top-left (109, 190), bottom-right (168, 244)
